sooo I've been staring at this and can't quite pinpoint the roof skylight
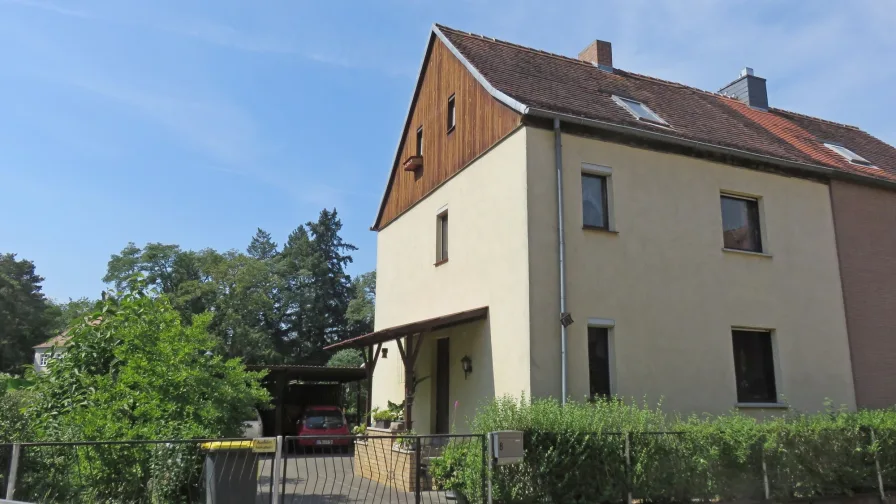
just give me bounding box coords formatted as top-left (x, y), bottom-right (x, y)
top-left (824, 143), bottom-right (875, 167)
top-left (613, 96), bottom-right (668, 126)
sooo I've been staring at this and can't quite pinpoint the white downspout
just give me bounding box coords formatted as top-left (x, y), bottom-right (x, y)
top-left (554, 118), bottom-right (568, 405)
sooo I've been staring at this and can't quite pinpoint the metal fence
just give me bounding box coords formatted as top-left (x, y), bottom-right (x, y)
top-left (1, 435), bottom-right (485, 504)
top-left (280, 434), bottom-right (485, 504)
top-left (1, 439), bottom-right (278, 504)
top-left (4, 430), bottom-right (891, 503)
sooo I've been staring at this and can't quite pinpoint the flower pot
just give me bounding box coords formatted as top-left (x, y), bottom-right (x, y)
top-left (375, 420), bottom-right (391, 429)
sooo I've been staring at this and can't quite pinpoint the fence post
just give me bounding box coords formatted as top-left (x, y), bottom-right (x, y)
top-left (760, 440), bottom-right (770, 501)
top-left (271, 436), bottom-right (283, 504)
top-left (414, 437), bottom-right (422, 504)
top-left (870, 428), bottom-right (886, 502)
top-left (4, 443), bottom-right (20, 500)
top-left (487, 432), bottom-right (494, 504)
top-left (625, 432), bottom-right (632, 504)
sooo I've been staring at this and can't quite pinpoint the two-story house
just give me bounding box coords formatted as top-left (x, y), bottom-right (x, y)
top-left (326, 25), bottom-right (896, 433)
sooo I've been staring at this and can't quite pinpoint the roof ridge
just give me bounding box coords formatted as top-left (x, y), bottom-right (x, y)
top-left (436, 25), bottom-right (758, 107)
top-left (436, 24), bottom-right (598, 69)
top-left (770, 107), bottom-right (860, 131)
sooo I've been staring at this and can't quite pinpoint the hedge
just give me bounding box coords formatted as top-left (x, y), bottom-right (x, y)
top-left (429, 396), bottom-right (896, 504)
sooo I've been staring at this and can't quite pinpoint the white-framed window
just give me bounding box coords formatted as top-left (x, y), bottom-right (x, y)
top-left (582, 163), bottom-right (615, 231)
top-left (436, 209), bottom-right (448, 264)
top-left (447, 94), bottom-right (456, 133)
top-left (721, 193), bottom-right (763, 253)
top-left (731, 328), bottom-right (779, 404)
top-left (824, 143), bottom-right (875, 168)
top-left (587, 318), bottom-right (616, 399)
top-left (39, 352), bottom-right (49, 367)
top-left (416, 126), bottom-right (424, 157)
top-left (612, 96), bottom-right (668, 126)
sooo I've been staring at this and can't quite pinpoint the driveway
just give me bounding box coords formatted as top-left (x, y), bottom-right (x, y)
top-left (269, 453), bottom-right (454, 504)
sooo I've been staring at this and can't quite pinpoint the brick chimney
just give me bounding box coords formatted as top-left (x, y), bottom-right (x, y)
top-left (578, 40), bottom-right (613, 70)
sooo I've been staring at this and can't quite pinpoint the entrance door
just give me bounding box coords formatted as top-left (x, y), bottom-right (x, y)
top-left (435, 338), bottom-right (450, 434)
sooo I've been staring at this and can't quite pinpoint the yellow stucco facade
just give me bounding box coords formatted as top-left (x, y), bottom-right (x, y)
top-left (527, 128), bottom-right (855, 415)
top-left (372, 126), bottom-right (856, 433)
top-left (372, 128), bottom-right (532, 433)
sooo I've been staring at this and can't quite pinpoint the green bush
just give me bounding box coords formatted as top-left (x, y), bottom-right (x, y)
top-left (454, 395), bottom-right (896, 504)
top-left (16, 281), bottom-right (270, 502)
top-left (429, 438), bottom-right (486, 502)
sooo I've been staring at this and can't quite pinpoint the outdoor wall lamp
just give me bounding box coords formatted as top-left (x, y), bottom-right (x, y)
top-left (381, 348), bottom-right (388, 359)
top-left (461, 355), bottom-right (473, 379)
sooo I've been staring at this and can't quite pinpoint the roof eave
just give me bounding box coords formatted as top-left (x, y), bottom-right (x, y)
top-left (523, 107), bottom-right (896, 192)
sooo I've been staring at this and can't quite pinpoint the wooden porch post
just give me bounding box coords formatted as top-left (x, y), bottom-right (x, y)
top-left (396, 333), bottom-right (424, 431)
top-left (361, 343), bottom-right (382, 425)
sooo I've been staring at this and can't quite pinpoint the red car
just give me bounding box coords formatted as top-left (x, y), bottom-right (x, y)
top-left (296, 406), bottom-right (351, 447)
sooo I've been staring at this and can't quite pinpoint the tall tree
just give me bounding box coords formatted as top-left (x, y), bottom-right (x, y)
top-left (47, 297), bottom-right (98, 334)
top-left (346, 271), bottom-right (376, 338)
top-left (247, 228), bottom-right (278, 260)
top-left (0, 254), bottom-right (54, 373)
top-left (279, 209), bottom-right (357, 363)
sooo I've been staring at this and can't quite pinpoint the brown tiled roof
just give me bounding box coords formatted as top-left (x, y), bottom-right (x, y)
top-left (435, 25), bottom-right (896, 183)
top-left (33, 317), bottom-right (102, 349)
top-left (33, 333), bottom-right (71, 349)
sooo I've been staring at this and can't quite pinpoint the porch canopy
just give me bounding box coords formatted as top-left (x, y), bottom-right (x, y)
top-left (324, 306), bottom-right (488, 429)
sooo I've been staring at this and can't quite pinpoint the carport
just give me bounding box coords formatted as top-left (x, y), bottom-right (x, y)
top-left (246, 365), bottom-right (367, 436)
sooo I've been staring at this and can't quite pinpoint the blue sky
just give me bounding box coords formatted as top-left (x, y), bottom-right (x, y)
top-left (1, 0), bottom-right (894, 302)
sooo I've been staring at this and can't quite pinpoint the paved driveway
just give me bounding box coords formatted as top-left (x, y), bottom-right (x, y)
top-left (266, 454), bottom-right (453, 504)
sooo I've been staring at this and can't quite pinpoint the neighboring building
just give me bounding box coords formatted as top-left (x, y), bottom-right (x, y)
top-left (33, 333), bottom-right (70, 373)
top-left (327, 25), bottom-right (896, 433)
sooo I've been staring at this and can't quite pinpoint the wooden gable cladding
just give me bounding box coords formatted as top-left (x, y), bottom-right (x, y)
top-left (374, 37), bottom-right (521, 230)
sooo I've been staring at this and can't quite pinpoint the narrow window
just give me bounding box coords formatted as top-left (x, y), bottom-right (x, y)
top-left (732, 329), bottom-right (777, 403)
top-left (588, 327), bottom-right (611, 398)
top-left (416, 126), bottom-right (423, 157)
top-left (447, 94), bottom-right (456, 132)
top-left (721, 194), bottom-right (762, 252)
top-left (582, 174), bottom-right (609, 229)
top-left (436, 211), bottom-right (448, 264)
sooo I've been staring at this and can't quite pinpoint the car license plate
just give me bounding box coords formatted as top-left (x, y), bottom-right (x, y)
top-left (316, 440), bottom-right (333, 445)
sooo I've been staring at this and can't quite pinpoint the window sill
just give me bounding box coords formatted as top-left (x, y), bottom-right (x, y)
top-left (434, 258), bottom-right (449, 267)
top-left (736, 402), bottom-right (788, 410)
top-left (722, 248), bottom-right (772, 258)
top-left (583, 225), bottom-right (619, 235)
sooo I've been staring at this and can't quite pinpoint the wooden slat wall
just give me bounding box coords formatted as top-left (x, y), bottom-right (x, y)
top-left (375, 38), bottom-right (521, 229)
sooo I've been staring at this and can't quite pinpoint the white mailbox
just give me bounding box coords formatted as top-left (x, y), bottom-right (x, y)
top-left (491, 430), bottom-right (524, 465)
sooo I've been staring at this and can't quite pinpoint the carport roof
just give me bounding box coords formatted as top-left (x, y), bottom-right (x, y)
top-left (323, 306), bottom-right (489, 351)
top-left (245, 365), bottom-right (366, 383)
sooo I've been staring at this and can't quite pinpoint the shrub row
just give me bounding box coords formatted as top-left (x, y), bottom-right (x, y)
top-left (430, 396), bottom-right (896, 504)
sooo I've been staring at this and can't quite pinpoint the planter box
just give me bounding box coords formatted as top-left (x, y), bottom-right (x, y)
top-left (353, 428), bottom-right (431, 492)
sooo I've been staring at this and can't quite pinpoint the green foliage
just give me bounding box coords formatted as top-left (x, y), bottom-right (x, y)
top-left (46, 296), bottom-right (98, 334)
top-left (327, 349), bottom-right (364, 368)
top-left (16, 281), bottom-right (270, 501)
top-left (0, 386), bottom-right (32, 442)
top-left (429, 439), bottom-right (486, 503)
top-left (0, 253), bottom-right (56, 373)
top-left (102, 211), bottom-right (370, 366)
top-left (345, 271), bottom-right (376, 337)
top-left (448, 396), bottom-right (896, 504)
top-left (27, 280), bottom-right (270, 441)
top-left (372, 406), bottom-right (398, 422)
